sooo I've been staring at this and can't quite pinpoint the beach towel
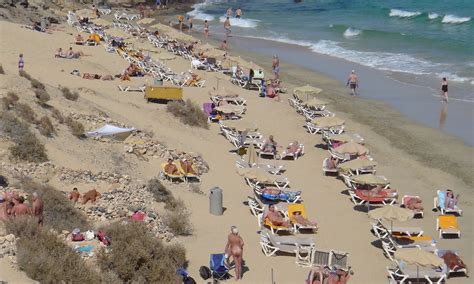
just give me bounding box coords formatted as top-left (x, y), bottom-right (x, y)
top-left (76, 245), bottom-right (94, 254)
top-left (438, 191), bottom-right (446, 210)
top-left (262, 191), bottom-right (300, 202)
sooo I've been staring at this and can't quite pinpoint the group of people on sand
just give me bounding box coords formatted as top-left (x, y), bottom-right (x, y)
top-left (55, 47), bottom-right (85, 59)
top-left (163, 158), bottom-right (197, 175)
top-left (0, 191), bottom-right (43, 225)
top-left (68, 188), bottom-right (101, 204)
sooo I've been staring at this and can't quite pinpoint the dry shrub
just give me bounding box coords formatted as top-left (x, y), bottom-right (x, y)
top-left (50, 108), bottom-right (64, 123)
top-left (61, 87), bottom-right (79, 101)
top-left (0, 64), bottom-right (4, 74)
top-left (20, 180), bottom-right (90, 231)
top-left (19, 70), bottom-right (31, 80)
top-left (15, 102), bottom-right (36, 123)
top-left (30, 78), bottom-right (45, 90)
top-left (65, 117), bottom-right (85, 138)
top-left (6, 217), bottom-right (101, 283)
top-left (38, 116), bottom-right (55, 137)
top-left (97, 222), bottom-right (186, 283)
top-left (166, 99), bottom-right (209, 129)
top-left (34, 88), bottom-right (50, 106)
top-left (163, 198), bottom-right (193, 236)
top-left (147, 178), bottom-right (175, 206)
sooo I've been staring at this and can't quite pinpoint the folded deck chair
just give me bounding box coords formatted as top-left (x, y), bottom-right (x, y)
top-left (288, 203), bottom-right (317, 233)
top-left (433, 190), bottom-right (462, 216)
top-left (435, 249), bottom-right (468, 278)
top-left (437, 215), bottom-right (461, 238)
top-left (280, 142), bottom-right (304, 160)
top-left (349, 189), bottom-right (396, 206)
top-left (160, 162), bottom-right (184, 183)
top-left (387, 262), bottom-right (447, 284)
top-left (204, 253), bottom-right (230, 281)
top-left (118, 85), bottom-right (146, 93)
top-left (322, 158), bottom-right (339, 176)
top-left (401, 195), bottom-right (424, 218)
top-left (259, 229), bottom-right (315, 263)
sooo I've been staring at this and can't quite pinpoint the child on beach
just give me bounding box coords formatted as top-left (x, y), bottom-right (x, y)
top-left (18, 54), bottom-right (24, 71)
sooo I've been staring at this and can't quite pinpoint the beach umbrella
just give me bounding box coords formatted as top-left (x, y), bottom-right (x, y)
top-left (326, 133), bottom-right (364, 144)
top-left (303, 98), bottom-right (328, 108)
top-left (215, 104), bottom-right (245, 114)
top-left (333, 141), bottom-right (369, 155)
top-left (351, 174), bottom-right (388, 185)
top-left (368, 205), bottom-right (414, 231)
top-left (223, 120), bottom-right (258, 132)
top-left (394, 249), bottom-right (444, 284)
top-left (337, 159), bottom-right (377, 171)
top-left (311, 117), bottom-right (345, 128)
top-left (294, 85), bottom-right (322, 100)
top-left (247, 144), bottom-right (259, 166)
top-left (237, 168), bottom-right (275, 183)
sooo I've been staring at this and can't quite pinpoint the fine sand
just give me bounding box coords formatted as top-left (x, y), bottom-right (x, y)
top-left (0, 16), bottom-right (472, 284)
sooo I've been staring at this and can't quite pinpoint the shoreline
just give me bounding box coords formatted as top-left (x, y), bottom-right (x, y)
top-left (185, 29), bottom-right (474, 187)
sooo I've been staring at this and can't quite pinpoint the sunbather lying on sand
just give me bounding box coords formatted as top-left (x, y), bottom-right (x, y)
top-left (82, 189), bottom-right (101, 204)
top-left (292, 211), bottom-right (318, 228)
top-left (405, 196), bottom-right (423, 211)
top-left (264, 204), bottom-right (290, 227)
top-left (66, 47), bottom-right (85, 59)
top-left (164, 159), bottom-right (179, 175)
top-left (83, 73), bottom-right (102, 80)
top-left (55, 48), bottom-right (66, 58)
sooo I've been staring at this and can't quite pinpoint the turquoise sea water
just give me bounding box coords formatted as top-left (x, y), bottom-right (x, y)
top-left (189, 0), bottom-right (474, 100)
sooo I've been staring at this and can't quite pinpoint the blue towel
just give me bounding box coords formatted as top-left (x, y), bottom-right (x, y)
top-left (438, 191), bottom-right (446, 210)
top-left (76, 245), bottom-right (94, 253)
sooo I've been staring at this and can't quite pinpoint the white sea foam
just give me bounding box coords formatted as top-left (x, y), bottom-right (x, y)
top-left (343, 28), bottom-right (362, 38)
top-left (218, 16), bottom-right (259, 28)
top-left (389, 9), bottom-right (422, 18)
top-left (441, 14), bottom-right (471, 24)
top-left (187, 0), bottom-right (225, 21)
top-left (428, 13), bottom-right (439, 20)
top-left (436, 72), bottom-right (472, 83)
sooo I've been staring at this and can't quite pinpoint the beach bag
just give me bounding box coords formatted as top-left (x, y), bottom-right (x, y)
top-left (199, 266), bottom-right (211, 280)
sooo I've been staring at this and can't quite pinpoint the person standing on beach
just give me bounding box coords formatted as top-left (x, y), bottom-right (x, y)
top-left (225, 226), bottom-right (244, 280)
top-left (204, 20), bottom-right (209, 37)
top-left (347, 70), bottom-right (358, 96)
top-left (226, 7), bottom-right (233, 17)
top-left (32, 192), bottom-right (44, 226)
top-left (272, 55), bottom-right (280, 80)
top-left (18, 54), bottom-right (24, 71)
top-left (187, 17), bottom-right (193, 33)
top-left (224, 17), bottom-right (232, 37)
top-left (441, 77), bottom-right (449, 102)
top-left (236, 7), bottom-right (242, 18)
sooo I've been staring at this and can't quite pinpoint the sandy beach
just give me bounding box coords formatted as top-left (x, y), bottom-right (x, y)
top-left (0, 4), bottom-right (472, 284)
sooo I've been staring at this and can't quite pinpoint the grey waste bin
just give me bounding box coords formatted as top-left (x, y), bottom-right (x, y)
top-left (209, 187), bottom-right (223, 216)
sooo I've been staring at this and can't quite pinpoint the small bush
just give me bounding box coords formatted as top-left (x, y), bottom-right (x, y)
top-left (6, 218), bottom-right (101, 283)
top-left (65, 117), bottom-right (84, 138)
top-left (30, 78), bottom-right (45, 90)
top-left (97, 222), bottom-right (186, 283)
top-left (20, 180), bottom-right (90, 232)
top-left (166, 99), bottom-right (209, 129)
top-left (61, 87), bottom-right (79, 101)
top-left (34, 88), bottom-right (50, 106)
top-left (15, 102), bottom-right (36, 123)
top-left (163, 198), bottom-right (193, 236)
top-left (19, 70), bottom-right (32, 80)
top-left (50, 108), bottom-right (64, 123)
top-left (0, 64), bottom-right (4, 74)
top-left (10, 132), bottom-right (48, 163)
top-left (147, 178), bottom-right (175, 206)
top-left (38, 116), bottom-right (55, 137)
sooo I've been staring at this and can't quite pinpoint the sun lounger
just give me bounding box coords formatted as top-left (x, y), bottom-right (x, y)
top-left (382, 234), bottom-right (436, 251)
top-left (401, 195), bottom-right (424, 218)
top-left (246, 196), bottom-right (264, 221)
top-left (288, 204), bottom-right (317, 233)
top-left (433, 190), bottom-right (462, 216)
top-left (118, 85), bottom-right (146, 93)
top-left (435, 249), bottom-right (468, 278)
top-left (280, 142), bottom-right (304, 160)
top-left (160, 162), bottom-right (184, 183)
top-left (371, 220), bottom-right (424, 239)
top-left (437, 215), bottom-right (461, 238)
top-left (349, 189), bottom-right (396, 206)
top-left (322, 158), bottom-right (338, 176)
top-left (259, 212), bottom-right (293, 234)
top-left (387, 260), bottom-right (447, 284)
top-left (259, 229), bottom-right (315, 266)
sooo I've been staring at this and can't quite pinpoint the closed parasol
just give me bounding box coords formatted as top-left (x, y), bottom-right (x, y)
top-left (311, 117), bottom-right (345, 128)
top-left (333, 141), bottom-right (369, 155)
top-left (247, 144), bottom-right (259, 165)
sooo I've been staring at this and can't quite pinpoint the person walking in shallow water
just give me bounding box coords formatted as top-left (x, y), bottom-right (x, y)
top-left (441, 77), bottom-right (448, 102)
top-left (347, 70), bottom-right (358, 96)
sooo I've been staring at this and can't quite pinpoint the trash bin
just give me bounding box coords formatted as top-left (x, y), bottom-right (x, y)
top-left (209, 187), bottom-right (223, 216)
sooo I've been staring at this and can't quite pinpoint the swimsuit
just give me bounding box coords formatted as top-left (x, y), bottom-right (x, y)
top-left (18, 58), bottom-right (24, 69)
top-left (442, 84), bottom-right (448, 92)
